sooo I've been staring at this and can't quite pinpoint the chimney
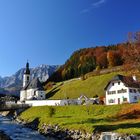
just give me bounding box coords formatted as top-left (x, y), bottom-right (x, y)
top-left (132, 75), bottom-right (137, 81)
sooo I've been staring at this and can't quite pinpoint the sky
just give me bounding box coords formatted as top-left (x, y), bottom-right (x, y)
top-left (0, 0), bottom-right (140, 77)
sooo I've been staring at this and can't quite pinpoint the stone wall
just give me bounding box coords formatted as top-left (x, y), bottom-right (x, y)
top-left (24, 99), bottom-right (81, 106)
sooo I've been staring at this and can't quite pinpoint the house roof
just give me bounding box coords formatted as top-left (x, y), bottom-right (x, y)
top-left (22, 78), bottom-right (44, 91)
top-left (104, 74), bottom-right (140, 90)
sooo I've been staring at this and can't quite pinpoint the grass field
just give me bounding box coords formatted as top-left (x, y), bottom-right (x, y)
top-left (19, 103), bottom-right (140, 134)
top-left (46, 72), bottom-right (123, 99)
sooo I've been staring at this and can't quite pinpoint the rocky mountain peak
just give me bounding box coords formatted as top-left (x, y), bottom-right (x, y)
top-left (0, 64), bottom-right (59, 96)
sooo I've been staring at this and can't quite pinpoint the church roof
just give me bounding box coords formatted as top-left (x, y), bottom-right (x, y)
top-left (104, 74), bottom-right (140, 90)
top-left (22, 78), bottom-right (44, 91)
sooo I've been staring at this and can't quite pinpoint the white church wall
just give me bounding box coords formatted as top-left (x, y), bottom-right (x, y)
top-left (20, 90), bottom-right (27, 101)
top-left (23, 89), bottom-right (46, 100)
top-left (26, 89), bottom-right (35, 100)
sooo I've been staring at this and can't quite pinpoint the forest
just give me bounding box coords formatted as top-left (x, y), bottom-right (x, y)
top-left (47, 32), bottom-right (140, 82)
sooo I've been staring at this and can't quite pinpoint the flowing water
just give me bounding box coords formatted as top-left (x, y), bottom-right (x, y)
top-left (0, 115), bottom-right (49, 140)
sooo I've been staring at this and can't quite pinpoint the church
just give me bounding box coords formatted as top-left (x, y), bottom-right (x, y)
top-left (20, 62), bottom-right (46, 101)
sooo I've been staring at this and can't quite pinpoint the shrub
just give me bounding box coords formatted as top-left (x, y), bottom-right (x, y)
top-left (81, 74), bottom-right (86, 80)
top-left (44, 82), bottom-right (55, 90)
top-left (96, 65), bottom-right (101, 71)
top-left (48, 106), bottom-right (56, 117)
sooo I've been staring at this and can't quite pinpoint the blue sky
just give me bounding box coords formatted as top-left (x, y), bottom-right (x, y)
top-left (0, 0), bottom-right (140, 76)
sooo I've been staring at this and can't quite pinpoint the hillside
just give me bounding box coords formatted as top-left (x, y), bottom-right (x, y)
top-left (46, 71), bottom-right (124, 99)
top-left (47, 32), bottom-right (140, 83)
top-left (48, 44), bottom-right (125, 82)
top-left (20, 103), bottom-right (140, 134)
top-left (46, 33), bottom-right (140, 99)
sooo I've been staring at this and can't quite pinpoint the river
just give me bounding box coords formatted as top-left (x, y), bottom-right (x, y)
top-left (0, 115), bottom-right (51, 140)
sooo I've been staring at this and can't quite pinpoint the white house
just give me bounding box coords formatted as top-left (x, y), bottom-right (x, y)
top-left (105, 74), bottom-right (140, 105)
top-left (20, 62), bottom-right (46, 101)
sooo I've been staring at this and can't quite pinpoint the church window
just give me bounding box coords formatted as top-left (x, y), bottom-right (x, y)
top-left (27, 76), bottom-right (29, 81)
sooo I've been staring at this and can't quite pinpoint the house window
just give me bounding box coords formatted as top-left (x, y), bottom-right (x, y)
top-left (134, 96), bottom-right (137, 100)
top-left (133, 89), bottom-right (137, 93)
top-left (108, 99), bottom-right (115, 103)
top-left (130, 89), bottom-right (137, 93)
top-left (108, 91), bottom-right (116, 95)
top-left (129, 89), bottom-right (133, 93)
top-left (123, 98), bottom-right (127, 102)
top-left (138, 89), bottom-right (140, 93)
top-left (112, 83), bottom-right (114, 86)
top-left (118, 82), bottom-right (120, 85)
top-left (117, 89), bottom-right (127, 94)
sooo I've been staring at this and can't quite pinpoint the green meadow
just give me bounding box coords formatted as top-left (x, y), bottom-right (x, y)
top-left (46, 72), bottom-right (123, 99)
top-left (20, 103), bottom-right (140, 134)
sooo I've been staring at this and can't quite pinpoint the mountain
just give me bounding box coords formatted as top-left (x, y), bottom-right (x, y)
top-left (0, 65), bottom-right (59, 96)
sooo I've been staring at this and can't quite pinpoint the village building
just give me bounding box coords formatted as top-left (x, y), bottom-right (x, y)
top-left (20, 62), bottom-right (46, 101)
top-left (105, 74), bottom-right (140, 105)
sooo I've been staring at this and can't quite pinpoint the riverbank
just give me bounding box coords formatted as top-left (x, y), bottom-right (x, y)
top-left (17, 104), bottom-right (140, 139)
top-left (16, 118), bottom-right (140, 140)
top-left (19, 104), bottom-right (140, 134)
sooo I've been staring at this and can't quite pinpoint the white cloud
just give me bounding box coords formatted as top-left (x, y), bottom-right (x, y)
top-left (92, 0), bottom-right (106, 7)
top-left (80, 0), bottom-right (106, 14)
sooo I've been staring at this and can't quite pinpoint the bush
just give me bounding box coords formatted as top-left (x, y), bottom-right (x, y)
top-left (44, 82), bottom-right (55, 90)
top-left (96, 65), bottom-right (101, 71)
top-left (81, 74), bottom-right (86, 80)
top-left (48, 106), bottom-right (56, 117)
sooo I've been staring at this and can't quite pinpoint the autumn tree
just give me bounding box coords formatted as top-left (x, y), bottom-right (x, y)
top-left (123, 32), bottom-right (140, 69)
top-left (107, 50), bottom-right (122, 67)
top-left (107, 51), bottom-right (115, 67)
top-left (96, 52), bottom-right (108, 68)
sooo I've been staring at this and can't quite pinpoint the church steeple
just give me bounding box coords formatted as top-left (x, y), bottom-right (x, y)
top-left (24, 62), bottom-right (30, 75)
top-left (23, 62), bottom-right (30, 87)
